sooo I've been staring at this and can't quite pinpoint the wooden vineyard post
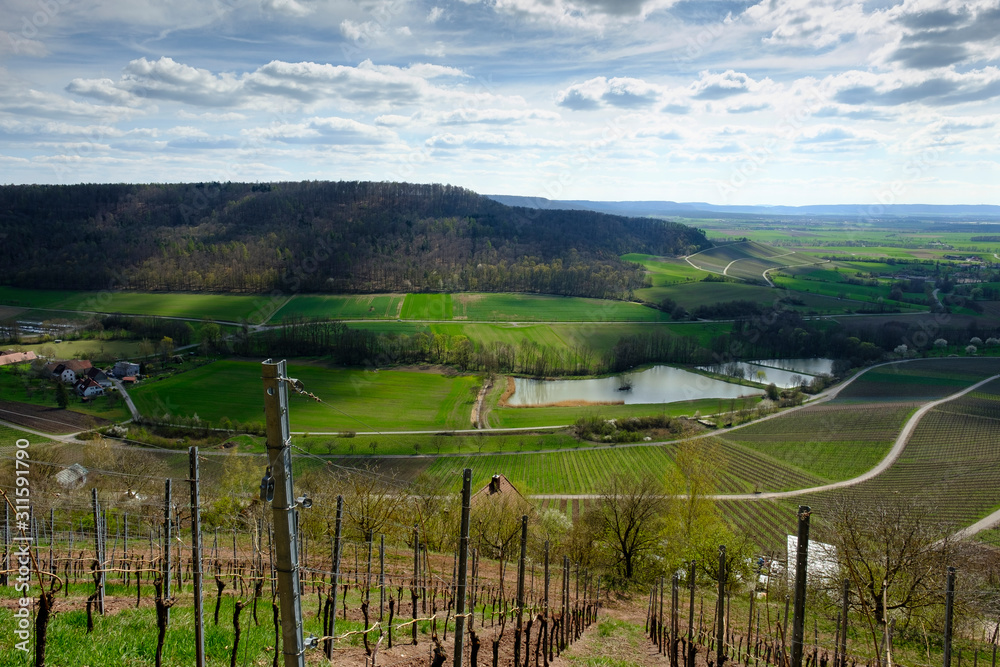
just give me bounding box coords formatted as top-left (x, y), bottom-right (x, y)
top-left (791, 506), bottom-right (811, 667)
top-left (688, 561), bottom-right (696, 667)
top-left (261, 359), bottom-right (306, 667)
top-left (672, 574), bottom-right (679, 667)
top-left (92, 488), bottom-right (105, 615)
top-left (325, 494), bottom-right (343, 660)
top-left (944, 567), bottom-right (956, 667)
top-left (514, 514), bottom-right (528, 667)
top-left (164, 478), bottom-right (172, 625)
top-left (453, 468), bottom-right (472, 667)
top-left (412, 525), bottom-right (420, 645)
top-left (379, 533), bottom-right (385, 623)
top-left (839, 579), bottom-right (849, 667)
top-left (190, 446), bottom-right (206, 667)
top-left (717, 545), bottom-right (726, 667)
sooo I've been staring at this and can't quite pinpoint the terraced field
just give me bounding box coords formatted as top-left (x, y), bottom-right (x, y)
top-left (406, 434), bottom-right (827, 495)
top-left (719, 401), bottom-right (919, 481)
top-left (836, 358), bottom-right (1000, 401)
top-left (721, 370), bottom-right (1000, 552)
top-left (685, 241), bottom-right (820, 282)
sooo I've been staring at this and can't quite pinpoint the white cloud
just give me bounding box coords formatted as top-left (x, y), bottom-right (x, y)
top-left (481, 0), bottom-right (680, 29)
top-left (427, 6), bottom-right (444, 23)
top-left (67, 57), bottom-right (474, 112)
top-left (743, 0), bottom-right (876, 49)
top-left (557, 77), bottom-right (662, 110)
top-left (244, 116), bottom-right (397, 145)
top-left (262, 0), bottom-right (313, 17)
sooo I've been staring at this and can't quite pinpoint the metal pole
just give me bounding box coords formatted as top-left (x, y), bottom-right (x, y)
top-left (325, 494), bottom-right (342, 659)
top-left (944, 567), bottom-right (956, 667)
top-left (716, 545), bottom-right (726, 667)
top-left (262, 359), bottom-right (306, 667)
top-left (791, 506), bottom-right (811, 667)
top-left (514, 514), bottom-right (529, 667)
top-left (454, 468), bottom-right (473, 667)
top-left (190, 447), bottom-right (206, 667)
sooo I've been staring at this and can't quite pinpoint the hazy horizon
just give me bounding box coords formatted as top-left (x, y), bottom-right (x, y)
top-left (2, 1), bottom-right (999, 205)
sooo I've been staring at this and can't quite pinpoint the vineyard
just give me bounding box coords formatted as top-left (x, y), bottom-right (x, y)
top-left (719, 371), bottom-right (1000, 553)
top-left (717, 401), bottom-right (920, 481)
top-left (0, 475), bottom-right (600, 666)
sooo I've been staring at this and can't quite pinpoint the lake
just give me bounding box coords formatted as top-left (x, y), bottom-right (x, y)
top-left (506, 365), bottom-right (758, 407)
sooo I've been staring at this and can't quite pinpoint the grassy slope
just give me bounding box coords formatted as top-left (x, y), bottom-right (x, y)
top-left (0, 286), bottom-right (280, 322)
top-left (129, 359), bottom-right (481, 431)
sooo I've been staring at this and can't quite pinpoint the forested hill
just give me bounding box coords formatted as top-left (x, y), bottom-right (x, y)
top-left (0, 181), bottom-right (709, 299)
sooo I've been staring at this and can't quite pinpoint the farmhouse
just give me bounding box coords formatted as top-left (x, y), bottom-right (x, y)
top-left (74, 377), bottom-right (105, 398)
top-left (0, 350), bottom-right (37, 366)
top-left (85, 366), bottom-right (112, 388)
top-left (113, 360), bottom-right (140, 378)
top-left (46, 359), bottom-right (93, 384)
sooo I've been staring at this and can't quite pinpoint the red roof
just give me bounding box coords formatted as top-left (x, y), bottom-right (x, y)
top-left (0, 351), bottom-right (37, 366)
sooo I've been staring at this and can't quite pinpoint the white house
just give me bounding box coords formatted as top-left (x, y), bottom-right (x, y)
top-left (74, 377), bottom-right (105, 398)
top-left (113, 361), bottom-right (140, 378)
top-left (47, 359), bottom-right (93, 384)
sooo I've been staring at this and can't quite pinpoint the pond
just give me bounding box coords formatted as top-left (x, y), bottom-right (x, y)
top-left (505, 365), bottom-right (758, 407)
top-left (696, 358), bottom-right (834, 389)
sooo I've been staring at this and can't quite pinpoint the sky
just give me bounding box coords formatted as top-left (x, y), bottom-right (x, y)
top-left (1, 0), bottom-right (999, 205)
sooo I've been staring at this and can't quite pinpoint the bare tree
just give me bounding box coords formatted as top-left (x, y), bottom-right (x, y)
top-left (828, 494), bottom-right (964, 666)
top-left (584, 471), bottom-right (667, 581)
top-left (341, 463), bottom-right (403, 542)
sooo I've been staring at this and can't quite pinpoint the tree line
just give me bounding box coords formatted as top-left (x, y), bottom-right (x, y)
top-left (0, 181), bottom-right (709, 300)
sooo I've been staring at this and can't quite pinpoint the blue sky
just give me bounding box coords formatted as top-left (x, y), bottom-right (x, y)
top-left (1, 0), bottom-right (999, 204)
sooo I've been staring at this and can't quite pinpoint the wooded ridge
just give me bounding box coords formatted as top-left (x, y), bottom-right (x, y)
top-left (0, 181), bottom-right (710, 299)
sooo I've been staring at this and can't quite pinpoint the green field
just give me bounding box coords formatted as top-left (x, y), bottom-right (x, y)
top-left (452, 292), bottom-right (669, 322)
top-left (0, 286), bottom-right (282, 322)
top-left (719, 401), bottom-right (919, 482)
top-left (271, 293), bottom-right (405, 321)
top-left (129, 359), bottom-right (482, 432)
top-left (622, 253), bottom-right (710, 283)
top-left (772, 272), bottom-right (925, 310)
top-left (400, 293), bottom-right (453, 319)
top-left (836, 358), bottom-right (1000, 401)
top-left (488, 397), bottom-right (736, 429)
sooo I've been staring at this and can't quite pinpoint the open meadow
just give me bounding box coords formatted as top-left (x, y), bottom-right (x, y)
top-left (129, 359), bottom-right (482, 432)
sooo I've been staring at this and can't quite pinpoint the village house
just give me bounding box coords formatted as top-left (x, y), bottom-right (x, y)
top-left (46, 359), bottom-right (93, 384)
top-left (85, 366), bottom-right (112, 388)
top-left (113, 360), bottom-right (140, 378)
top-left (0, 350), bottom-right (37, 366)
top-left (74, 377), bottom-right (105, 398)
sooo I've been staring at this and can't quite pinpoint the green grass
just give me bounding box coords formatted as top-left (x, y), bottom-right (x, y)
top-left (401, 293), bottom-right (453, 319)
top-left (489, 398), bottom-right (725, 429)
top-left (0, 286), bottom-right (284, 322)
top-left (622, 253), bottom-right (710, 283)
top-left (452, 293), bottom-right (669, 322)
top-left (270, 293), bottom-right (406, 321)
top-left (771, 274), bottom-right (925, 310)
top-left (0, 422), bottom-right (39, 447)
top-left (17, 338), bottom-right (148, 361)
top-left (129, 359), bottom-right (482, 431)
